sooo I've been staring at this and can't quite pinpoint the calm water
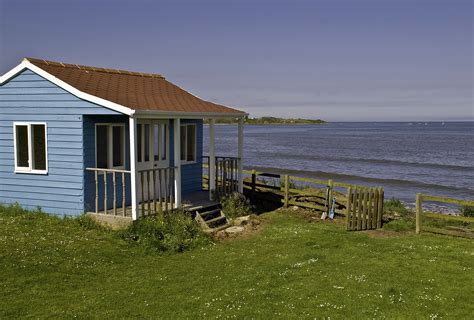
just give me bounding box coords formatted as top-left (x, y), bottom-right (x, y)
top-left (204, 122), bottom-right (474, 211)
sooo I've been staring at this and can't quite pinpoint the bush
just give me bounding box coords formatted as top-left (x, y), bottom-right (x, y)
top-left (460, 206), bottom-right (474, 217)
top-left (220, 192), bottom-right (253, 219)
top-left (119, 210), bottom-right (211, 253)
top-left (384, 198), bottom-right (413, 217)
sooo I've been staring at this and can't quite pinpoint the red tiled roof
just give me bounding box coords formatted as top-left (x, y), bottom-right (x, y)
top-left (26, 58), bottom-right (245, 115)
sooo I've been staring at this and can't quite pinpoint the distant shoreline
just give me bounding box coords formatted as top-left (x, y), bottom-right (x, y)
top-left (205, 117), bottom-right (326, 125)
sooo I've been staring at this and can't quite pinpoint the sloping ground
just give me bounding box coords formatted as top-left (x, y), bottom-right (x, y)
top-left (0, 209), bottom-right (473, 318)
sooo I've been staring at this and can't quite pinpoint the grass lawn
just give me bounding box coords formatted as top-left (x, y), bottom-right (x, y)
top-left (1, 209), bottom-right (473, 319)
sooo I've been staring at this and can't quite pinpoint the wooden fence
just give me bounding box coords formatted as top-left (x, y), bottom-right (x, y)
top-left (416, 193), bottom-right (474, 238)
top-left (345, 187), bottom-right (384, 231)
top-left (244, 170), bottom-right (384, 226)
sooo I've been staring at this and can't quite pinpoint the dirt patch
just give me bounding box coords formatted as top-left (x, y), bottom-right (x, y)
top-left (279, 206), bottom-right (347, 225)
top-left (212, 214), bottom-right (264, 241)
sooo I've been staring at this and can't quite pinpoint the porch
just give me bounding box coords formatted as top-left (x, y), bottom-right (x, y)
top-left (85, 117), bottom-right (244, 222)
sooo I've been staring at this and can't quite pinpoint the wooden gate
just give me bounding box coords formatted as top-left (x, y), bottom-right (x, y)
top-left (346, 187), bottom-right (384, 231)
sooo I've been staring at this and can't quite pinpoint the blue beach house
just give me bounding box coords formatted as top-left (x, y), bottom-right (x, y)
top-left (0, 58), bottom-right (246, 221)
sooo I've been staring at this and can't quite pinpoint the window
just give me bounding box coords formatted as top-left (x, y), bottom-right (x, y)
top-left (96, 124), bottom-right (125, 169)
top-left (14, 123), bottom-right (48, 174)
top-left (180, 124), bottom-right (196, 163)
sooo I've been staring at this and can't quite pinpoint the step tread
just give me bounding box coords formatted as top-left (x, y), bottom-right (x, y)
top-left (206, 215), bottom-right (227, 225)
top-left (200, 209), bottom-right (222, 220)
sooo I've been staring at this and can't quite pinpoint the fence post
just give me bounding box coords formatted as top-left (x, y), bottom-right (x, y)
top-left (416, 193), bottom-right (422, 234)
top-left (251, 169), bottom-right (256, 192)
top-left (284, 174), bottom-right (289, 208)
top-left (346, 187), bottom-right (352, 230)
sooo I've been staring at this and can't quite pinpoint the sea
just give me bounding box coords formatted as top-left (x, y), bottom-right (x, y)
top-left (203, 122), bottom-right (474, 213)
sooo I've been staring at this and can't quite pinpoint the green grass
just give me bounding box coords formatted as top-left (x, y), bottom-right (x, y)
top-left (1, 207), bottom-right (473, 318)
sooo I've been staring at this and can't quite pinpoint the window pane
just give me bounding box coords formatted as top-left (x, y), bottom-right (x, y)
top-left (96, 125), bottom-right (108, 168)
top-left (144, 124), bottom-right (150, 162)
top-left (32, 124), bottom-right (46, 170)
top-left (112, 126), bottom-right (123, 167)
top-left (186, 125), bottom-right (196, 162)
top-left (137, 124), bottom-right (142, 162)
top-left (162, 124), bottom-right (167, 160)
top-left (153, 124), bottom-right (160, 161)
top-left (180, 125), bottom-right (186, 161)
top-left (16, 125), bottom-right (29, 168)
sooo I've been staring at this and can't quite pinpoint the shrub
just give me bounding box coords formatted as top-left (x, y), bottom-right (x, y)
top-left (220, 192), bottom-right (253, 219)
top-left (384, 198), bottom-right (413, 217)
top-left (460, 206), bottom-right (474, 217)
top-left (119, 210), bottom-right (211, 253)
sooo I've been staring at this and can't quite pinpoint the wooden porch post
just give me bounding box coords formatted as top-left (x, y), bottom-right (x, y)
top-left (129, 116), bottom-right (138, 220)
top-left (209, 118), bottom-right (216, 200)
top-left (173, 118), bottom-right (182, 208)
top-left (237, 117), bottom-right (244, 193)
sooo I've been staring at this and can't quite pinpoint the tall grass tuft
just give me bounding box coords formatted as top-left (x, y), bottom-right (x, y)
top-left (460, 205), bottom-right (474, 217)
top-left (220, 193), bottom-right (253, 219)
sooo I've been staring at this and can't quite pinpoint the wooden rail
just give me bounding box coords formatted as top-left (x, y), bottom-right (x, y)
top-left (138, 167), bottom-right (175, 216)
top-left (86, 168), bottom-right (130, 216)
top-left (416, 193), bottom-right (474, 237)
top-left (202, 156), bottom-right (240, 197)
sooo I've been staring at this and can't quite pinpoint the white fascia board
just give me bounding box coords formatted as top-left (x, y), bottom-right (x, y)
top-left (134, 110), bottom-right (249, 119)
top-left (0, 60), bottom-right (134, 116)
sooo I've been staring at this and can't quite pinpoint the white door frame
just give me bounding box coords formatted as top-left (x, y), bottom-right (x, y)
top-left (136, 119), bottom-right (170, 202)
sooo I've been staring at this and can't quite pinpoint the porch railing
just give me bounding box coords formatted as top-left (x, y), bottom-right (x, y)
top-left (86, 167), bottom-right (131, 216)
top-left (138, 167), bottom-right (176, 216)
top-left (202, 156), bottom-right (241, 197)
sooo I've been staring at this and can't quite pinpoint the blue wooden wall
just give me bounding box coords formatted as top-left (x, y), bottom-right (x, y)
top-left (0, 69), bottom-right (121, 215)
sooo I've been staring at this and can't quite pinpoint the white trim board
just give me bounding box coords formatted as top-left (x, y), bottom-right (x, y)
top-left (13, 122), bottom-right (49, 175)
top-left (0, 59), bottom-right (249, 119)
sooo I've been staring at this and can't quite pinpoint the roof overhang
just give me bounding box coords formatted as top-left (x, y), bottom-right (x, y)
top-left (0, 59), bottom-right (248, 119)
top-left (133, 110), bottom-right (248, 119)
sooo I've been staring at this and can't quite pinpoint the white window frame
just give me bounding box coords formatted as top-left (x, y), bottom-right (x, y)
top-left (180, 123), bottom-right (197, 165)
top-left (95, 123), bottom-right (126, 170)
top-left (13, 122), bottom-right (48, 175)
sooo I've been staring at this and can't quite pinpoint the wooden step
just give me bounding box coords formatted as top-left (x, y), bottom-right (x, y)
top-left (206, 215), bottom-right (227, 228)
top-left (200, 209), bottom-right (221, 221)
top-left (193, 203), bottom-right (229, 232)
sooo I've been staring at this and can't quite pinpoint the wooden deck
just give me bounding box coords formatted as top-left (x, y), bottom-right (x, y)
top-left (86, 191), bottom-right (218, 227)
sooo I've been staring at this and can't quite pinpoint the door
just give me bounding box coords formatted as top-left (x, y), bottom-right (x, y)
top-left (136, 120), bottom-right (170, 202)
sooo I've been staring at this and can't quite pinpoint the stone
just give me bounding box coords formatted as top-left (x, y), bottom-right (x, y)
top-left (214, 230), bottom-right (228, 240)
top-left (225, 226), bottom-right (245, 236)
top-left (234, 215), bottom-right (250, 226)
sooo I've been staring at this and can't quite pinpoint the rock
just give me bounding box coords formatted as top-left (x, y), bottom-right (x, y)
top-left (225, 226), bottom-right (245, 236)
top-left (234, 215), bottom-right (250, 226)
top-left (214, 230), bottom-right (228, 240)
top-left (291, 206), bottom-right (299, 211)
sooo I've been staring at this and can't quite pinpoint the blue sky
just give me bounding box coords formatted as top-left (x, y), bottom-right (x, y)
top-left (0, 0), bottom-right (472, 121)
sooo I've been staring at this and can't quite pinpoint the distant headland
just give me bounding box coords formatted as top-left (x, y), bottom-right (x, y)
top-left (206, 117), bottom-right (326, 125)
